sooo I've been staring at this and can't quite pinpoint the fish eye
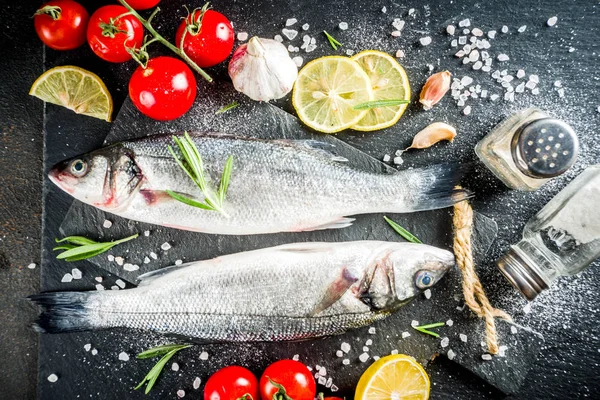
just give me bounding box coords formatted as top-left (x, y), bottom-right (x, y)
top-left (70, 159), bottom-right (87, 177)
top-left (415, 270), bottom-right (435, 289)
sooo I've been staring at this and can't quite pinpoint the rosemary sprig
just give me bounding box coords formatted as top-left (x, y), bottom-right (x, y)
top-left (384, 216), bottom-right (422, 244)
top-left (215, 101), bottom-right (239, 115)
top-left (353, 99), bottom-right (410, 110)
top-left (53, 234), bottom-right (139, 262)
top-left (167, 132), bottom-right (233, 218)
top-left (135, 344), bottom-right (191, 394)
top-left (323, 31), bottom-right (342, 50)
top-left (412, 322), bottom-right (445, 338)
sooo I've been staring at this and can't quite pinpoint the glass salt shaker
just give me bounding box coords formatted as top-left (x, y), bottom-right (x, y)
top-left (475, 108), bottom-right (579, 191)
top-left (496, 165), bottom-right (600, 300)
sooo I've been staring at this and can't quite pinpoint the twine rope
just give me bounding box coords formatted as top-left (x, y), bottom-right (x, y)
top-left (453, 194), bottom-right (512, 354)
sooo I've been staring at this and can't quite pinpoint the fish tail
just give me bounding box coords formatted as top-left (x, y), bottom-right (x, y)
top-left (398, 162), bottom-right (473, 211)
top-left (28, 292), bottom-right (97, 333)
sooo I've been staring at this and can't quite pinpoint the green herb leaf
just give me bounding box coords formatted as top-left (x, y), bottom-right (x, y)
top-left (216, 101), bottom-right (239, 115)
top-left (135, 344), bottom-right (191, 393)
top-left (53, 234), bottom-right (138, 262)
top-left (413, 321), bottom-right (445, 338)
top-left (383, 216), bottom-right (423, 244)
top-left (167, 133), bottom-right (233, 217)
top-left (353, 99), bottom-right (410, 110)
top-left (323, 31), bottom-right (342, 50)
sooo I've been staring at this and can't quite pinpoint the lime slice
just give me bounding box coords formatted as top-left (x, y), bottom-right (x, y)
top-left (351, 50), bottom-right (411, 131)
top-left (292, 56), bottom-right (373, 133)
top-left (355, 354), bottom-right (430, 400)
top-left (29, 65), bottom-right (113, 122)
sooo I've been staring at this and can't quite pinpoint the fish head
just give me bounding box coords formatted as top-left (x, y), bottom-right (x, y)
top-left (359, 243), bottom-right (454, 310)
top-left (49, 145), bottom-right (143, 210)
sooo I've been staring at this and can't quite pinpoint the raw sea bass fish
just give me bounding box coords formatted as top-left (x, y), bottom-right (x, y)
top-left (30, 241), bottom-right (454, 341)
top-left (49, 132), bottom-right (470, 235)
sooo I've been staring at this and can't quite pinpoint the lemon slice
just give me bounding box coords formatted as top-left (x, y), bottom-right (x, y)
top-left (29, 65), bottom-right (113, 122)
top-left (351, 50), bottom-right (411, 131)
top-left (292, 56), bottom-right (373, 133)
top-left (355, 354), bottom-right (430, 400)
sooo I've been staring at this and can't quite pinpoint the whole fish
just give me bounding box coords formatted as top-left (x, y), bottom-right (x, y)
top-left (30, 241), bottom-right (454, 341)
top-left (49, 133), bottom-right (470, 234)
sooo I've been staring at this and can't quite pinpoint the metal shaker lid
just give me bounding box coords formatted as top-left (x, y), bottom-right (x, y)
top-left (511, 117), bottom-right (579, 179)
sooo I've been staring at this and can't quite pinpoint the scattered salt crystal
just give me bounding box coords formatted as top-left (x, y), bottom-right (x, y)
top-left (286, 18), bottom-right (297, 26)
top-left (319, 367), bottom-right (326, 376)
top-left (503, 75), bottom-right (514, 82)
top-left (292, 354), bottom-right (300, 361)
top-left (390, 349), bottom-right (399, 355)
top-left (457, 99), bottom-right (465, 107)
top-left (510, 326), bottom-right (518, 335)
top-left (368, 327), bottom-right (376, 334)
top-left (115, 256), bottom-right (124, 266)
top-left (395, 49), bottom-right (405, 58)
top-left (373, 356), bottom-right (380, 361)
top-left (326, 377), bottom-right (333, 388)
top-left (366, 339), bottom-right (373, 346)
top-left (292, 56), bottom-right (303, 67)
top-left (306, 44), bottom-right (317, 52)
top-left (554, 80), bottom-right (562, 87)
top-left (91, 348), bottom-right (98, 355)
top-left (150, 252), bottom-right (158, 260)
top-left (547, 16), bottom-right (558, 27)
top-left (557, 88), bottom-right (565, 98)
top-left (342, 359), bottom-right (350, 365)
top-left (471, 28), bottom-right (483, 37)
top-left (383, 154), bottom-right (391, 162)
top-left (381, 6), bottom-right (387, 13)
top-left (411, 320), bottom-right (419, 328)
top-left (318, 376), bottom-right (326, 385)
top-left (123, 263), bottom-right (139, 272)
top-left (451, 39), bottom-right (458, 47)
top-left (391, 30), bottom-right (401, 38)
top-left (359, 352), bottom-right (370, 362)
top-left (458, 18), bottom-right (471, 27)
top-left (489, 94), bottom-right (499, 101)
top-left (143, 230), bottom-right (150, 237)
top-left (363, 346), bottom-right (369, 352)
top-left (498, 345), bottom-right (508, 357)
top-left (446, 319), bottom-right (454, 326)
top-left (569, 47), bottom-right (575, 52)
top-left (441, 337), bottom-right (450, 348)
top-left (525, 80), bottom-right (537, 90)
top-left (517, 25), bottom-right (527, 33)
top-left (393, 156), bottom-right (403, 165)
top-left (103, 219), bottom-right (112, 228)
top-left (339, 22), bottom-right (348, 30)
top-left (107, 254), bottom-right (115, 262)
top-left (523, 303), bottom-right (532, 314)
top-left (501, 25), bottom-right (509, 33)
top-left (47, 374), bottom-right (58, 383)
top-left (199, 351), bottom-right (209, 360)
top-left (516, 69), bottom-right (526, 78)
top-left (469, 49), bottom-right (480, 62)
top-left (118, 352), bottom-right (130, 361)
top-left (172, 362), bottom-right (179, 371)
top-left (446, 25), bottom-right (455, 35)
top-left (455, 50), bottom-right (466, 58)
top-left (461, 76), bottom-right (473, 86)
top-left (472, 61), bottom-right (483, 70)
top-left (497, 54), bottom-right (509, 61)
top-left (237, 32), bottom-right (248, 41)
top-left (27, 263), bottom-right (36, 269)
top-left (111, 285), bottom-right (120, 290)
top-left (302, 23), bottom-right (309, 31)
top-left (175, 259), bottom-right (183, 266)
top-left (331, 384), bottom-right (339, 392)
top-left (161, 242), bottom-right (171, 251)
top-left (482, 65), bottom-right (491, 72)
top-left (419, 36), bottom-right (432, 46)
top-left (529, 74), bottom-right (539, 83)
top-left (84, 344), bottom-right (91, 352)
top-left (481, 354), bottom-right (493, 361)
top-left (71, 268), bottom-right (82, 280)
top-left (61, 273), bottom-right (73, 283)
top-left (143, 256), bottom-right (150, 264)
top-left (504, 92), bottom-right (515, 102)
top-left (458, 36), bottom-right (467, 45)
top-left (423, 289), bottom-right (432, 299)
top-left (115, 279), bottom-right (126, 289)
top-left (401, 331), bottom-right (410, 339)
top-left (341, 342), bottom-right (351, 353)
top-left (336, 350), bottom-right (344, 357)
top-left (487, 30), bottom-right (497, 39)
top-left (447, 349), bottom-right (456, 360)
top-left (515, 82), bottom-right (525, 93)
top-left (393, 19), bottom-right (405, 31)
top-left (95, 284), bottom-right (105, 291)
top-left (274, 34), bottom-right (283, 42)
top-left (532, 87), bottom-right (540, 95)
top-left (193, 377), bottom-right (201, 389)
top-left (463, 106), bottom-right (472, 115)
top-left (460, 333), bottom-right (468, 343)
top-left (177, 389), bottom-right (185, 398)
top-left (345, 49), bottom-right (354, 56)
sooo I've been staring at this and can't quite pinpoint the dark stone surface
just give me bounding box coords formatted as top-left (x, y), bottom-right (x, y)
top-left (1, 0), bottom-right (599, 399)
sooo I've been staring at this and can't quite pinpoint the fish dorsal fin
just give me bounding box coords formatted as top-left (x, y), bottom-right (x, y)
top-left (136, 262), bottom-right (194, 287)
top-left (275, 242), bottom-right (337, 254)
top-left (277, 139), bottom-right (349, 163)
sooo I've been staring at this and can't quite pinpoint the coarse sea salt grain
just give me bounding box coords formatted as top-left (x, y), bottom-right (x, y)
top-left (318, 376), bottom-right (326, 385)
top-left (446, 25), bottom-right (455, 35)
top-left (411, 320), bottom-right (419, 327)
top-left (368, 327), bottom-right (376, 334)
top-left (497, 54), bottom-right (509, 61)
top-left (177, 389), bottom-right (185, 398)
top-left (123, 263), bottom-right (139, 272)
top-left (359, 353), bottom-right (369, 362)
top-left (501, 25), bottom-right (509, 33)
top-left (523, 303), bottom-right (532, 314)
top-left (302, 23), bottom-right (309, 31)
top-left (175, 259), bottom-right (183, 266)
top-left (61, 273), bottom-right (73, 283)
top-left (481, 354), bottom-right (493, 361)
top-left (107, 254), bottom-right (115, 262)
top-left (115, 279), bottom-right (126, 289)
top-left (511, 326), bottom-right (518, 334)
top-left (150, 252), bottom-right (158, 260)
top-left (517, 69), bottom-right (526, 78)
top-left (423, 289), bottom-right (431, 299)
top-left (161, 242), bottom-right (171, 251)
top-left (458, 18), bottom-right (470, 27)
top-left (393, 19), bottom-right (405, 31)
top-left (341, 342), bottom-right (351, 353)
top-left (383, 154), bottom-right (391, 162)
top-left (111, 285), bottom-right (119, 290)
top-left (274, 34), bottom-right (283, 42)
top-left (342, 359), bottom-right (350, 365)
top-left (118, 352), bottom-right (130, 361)
top-left (393, 156), bottom-right (403, 165)
top-left (71, 268), bottom-right (82, 280)
top-left (95, 284), bottom-right (105, 291)
top-left (419, 36), bottom-right (432, 46)
top-left (363, 346), bottom-right (369, 352)
top-left (237, 32), bottom-right (248, 41)
top-left (47, 374), bottom-right (58, 383)
top-left (199, 351), bottom-right (209, 360)
top-left (91, 348), bottom-right (98, 355)
top-left (345, 49), bottom-right (354, 56)
top-left (446, 319), bottom-right (454, 326)
top-left (391, 31), bottom-right (401, 37)
top-left (471, 28), bottom-right (483, 37)
top-left (395, 49), bottom-right (405, 58)
top-left (103, 219), bottom-right (112, 228)
top-left (339, 22), bottom-right (348, 30)
top-left (293, 56), bottom-right (304, 67)
top-left (336, 350), bottom-right (343, 357)
top-left (143, 230), bottom-right (150, 237)
top-left (441, 337), bottom-right (450, 348)
top-left (84, 344), bottom-right (91, 352)
top-left (282, 28), bottom-right (298, 40)
top-left (27, 263), bottom-right (36, 269)
top-left (547, 16), bottom-right (558, 27)
top-left (463, 105), bottom-right (472, 115)
top-left (488, 30), bottom-right (497, 39)
top-left (381, 6), bottom-right (387, 13)
top-left (517, 25), bottom-right (527, 33)
top-left (193, 377), bottom-right (201, 389)
top-left (286, 18), bottom-right (297, 26)
top-left (172, 362), bottom-right (179, 371)
top-left (143, 256), bottom-right (150, 264)
top-left (292, 354), bottom-right (300, 361)
top-left (390, 349), bottom-right (399, 355)
top-left (401, 332), bottom-right (410, 339)
top-left (460, 333), bottom-right (468, 342)
top-left (115, 256), bottom-right (124, 266)
top-left (366, 339), bottom-right (373, 346)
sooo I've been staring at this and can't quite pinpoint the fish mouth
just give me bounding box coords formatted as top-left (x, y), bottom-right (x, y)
top-left (48, 164), bottom-right (76, 194)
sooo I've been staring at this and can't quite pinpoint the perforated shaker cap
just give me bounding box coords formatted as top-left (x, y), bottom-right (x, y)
top-left (512, 117), bottom-right (579, 179)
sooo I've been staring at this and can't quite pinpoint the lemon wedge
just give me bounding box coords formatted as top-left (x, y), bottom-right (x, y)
top-left (29, 65), bottom-right (113, 122)
top-left (355, 354), bottom-right (430, 400)
top-left (351, 50), bottom-right (410, 131)
top-left (292, 56), bottom-right (373, 133)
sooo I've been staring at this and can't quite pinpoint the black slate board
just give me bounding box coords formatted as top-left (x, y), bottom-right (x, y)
top-left (37, 0), bottom-right (600, 399)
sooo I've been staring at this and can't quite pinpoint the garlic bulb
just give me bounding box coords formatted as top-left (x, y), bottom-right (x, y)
top-left (228, 37), bottom-right (298, 102)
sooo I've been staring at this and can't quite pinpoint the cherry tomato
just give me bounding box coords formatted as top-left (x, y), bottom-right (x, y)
top-left (33, 0), bottom-right (89, 51)
top-left (259, 360), bottom-right (316, 400)
top-left (126, 0), bottom-right (160, 10)
top-left (175, 9), bottom-right (234, 68)
top-left (128, 56), bottom-right (197, 121)
top-left (204, 366), bottom-right (259, 400)
top-left (87, 5), bottom-right (144, 63)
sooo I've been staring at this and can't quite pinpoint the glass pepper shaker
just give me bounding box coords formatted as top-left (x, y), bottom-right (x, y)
top-left (497, 165), bottom-right (600, 300)
top-left (475, 108), bottom-right (579, 191)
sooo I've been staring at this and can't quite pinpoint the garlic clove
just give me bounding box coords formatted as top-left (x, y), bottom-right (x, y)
top-left (419, 71), bottom-right (452, 110)
top-left (228, 36), bottom-right (298, 102)
top-left (406, 122), bottom-right (457, 150)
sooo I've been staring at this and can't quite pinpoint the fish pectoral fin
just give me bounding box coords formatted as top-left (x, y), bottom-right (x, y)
top-left (308, 267), bottom-right (359, 317)
top-left (139, 189), bottom-right (192, 206)
top-left (277, 139), bottom-right (349, 163)
top-left (302, 217), bottom-right (355, 231)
